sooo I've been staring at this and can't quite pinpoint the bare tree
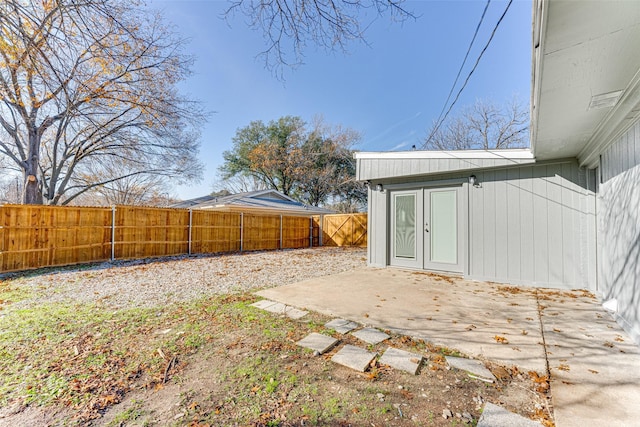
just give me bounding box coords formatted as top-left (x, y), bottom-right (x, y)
top-left (423, 98), bottom-right (529, 150)
top-left (225, 0), bottom-right (414, 73)
top-left (72, 157), bottom-right (176, 206)
top-left (211, 175), bottom-right (268, 195)
top-left (0, 175), bottom-right (22, 204)
top-left (0, 0), bottom-right (204, 205)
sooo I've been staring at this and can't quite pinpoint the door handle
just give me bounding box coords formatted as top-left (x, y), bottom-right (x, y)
top-left (425, 222), bottom-right (429, 233)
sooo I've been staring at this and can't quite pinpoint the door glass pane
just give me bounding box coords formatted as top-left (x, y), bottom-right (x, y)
top-left (430, 190), bottom-right (457, 264)
top-left (395, 194), bottom-right (416, 259)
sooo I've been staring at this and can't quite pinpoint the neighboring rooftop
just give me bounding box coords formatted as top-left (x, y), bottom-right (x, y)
top-left (170, 189), bottom-right (333, 216)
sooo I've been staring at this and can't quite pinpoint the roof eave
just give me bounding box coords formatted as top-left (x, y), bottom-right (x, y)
top-left (354, 148), bottom-right (534, 160)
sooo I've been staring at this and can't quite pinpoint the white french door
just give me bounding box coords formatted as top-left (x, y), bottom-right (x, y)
top-left (391, 190), bottom-right (423, 269)
top-left (390, 186), bottom-right (463, 273)
top-left (423, 188), bottom-right (463, 273)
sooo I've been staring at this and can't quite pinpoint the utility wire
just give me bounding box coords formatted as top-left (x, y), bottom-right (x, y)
top-left (425, 0), bottom-right (491, 147)
top-left (424, 0), bottom-right (514, 148)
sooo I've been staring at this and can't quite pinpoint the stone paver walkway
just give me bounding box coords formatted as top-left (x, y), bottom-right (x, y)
top-left (324, 318), bottom-right (359, 334)
top-left (331, 345), bottom-right (377, 372)
top-left (379, 347), bottom-right (423, 375)
top-left (257, 267), bottom-right (640, 427)
top-left (254, 298), bottom-right (533, 425)
top-left (295, 332), bottom-right (338, 354)
top-left (352, 327), bottom-right (390, 344)
top-left (446, 356), bottom-right (496, 382)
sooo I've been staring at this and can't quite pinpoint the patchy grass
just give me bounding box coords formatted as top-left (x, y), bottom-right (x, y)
top-left (0, 287), bottom-right (554, 426)
top-left (0, 278), bottom-right (33, 307)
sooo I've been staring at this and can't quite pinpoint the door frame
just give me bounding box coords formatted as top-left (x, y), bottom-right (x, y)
top-left (423, 186), bottom-right (465, 273)
top-left (387, 180), bottom-right (468, 274)
top-left (389, 189), bottom-right (423, 269)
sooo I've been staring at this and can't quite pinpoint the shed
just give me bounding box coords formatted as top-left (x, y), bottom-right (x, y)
top-left (356, 0), bottom-right (640, 344)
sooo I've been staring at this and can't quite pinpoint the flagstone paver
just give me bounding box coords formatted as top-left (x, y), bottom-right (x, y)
top-left (282, 307), bottom-right (308, 319)
top-left (379, 347), bottom-right (423, 375)
top-left (477, 402), bottom-right (543, 427)
top-left (331, 344), bottom-right (377, 372)
top-left (261, 301), bottom-right (288, 314)
top-left (325, 318), bottom-right (359, 334)
top-left (296, 333), bottom-right (339, 355)
top-left (352, 327), bottom-right (390, 344)
top-left (250, 300), bottom-right (278, 310)
top-left (445, 356), bottom-right (496, 382)
top-left (250, 299), bottom-right (308, 319)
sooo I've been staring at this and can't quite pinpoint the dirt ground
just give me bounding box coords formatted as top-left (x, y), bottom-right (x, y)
top-left (0, 253), bottom-right (553, 427)
top-left (92, 303), bottom-right (552, 427)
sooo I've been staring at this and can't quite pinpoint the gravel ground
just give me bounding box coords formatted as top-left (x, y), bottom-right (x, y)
top-left (2, 247), bottom-right (366, 310)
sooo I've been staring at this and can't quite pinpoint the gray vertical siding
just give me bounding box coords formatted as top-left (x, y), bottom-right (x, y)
top-left (468, 161), bottom-right (595, 289)
top-left (599, 120), bottom-right (640, 343)
top-left (601, 121), bottom-right (640, 181)
top-left (357, 157), bottom-right (536, 181)
top-left (363, 159), bottom-right (596, 290)
top-left (367, 187), bottom-right (388, 267)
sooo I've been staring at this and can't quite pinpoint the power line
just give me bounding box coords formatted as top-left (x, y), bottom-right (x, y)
top-left (423, 0), bottom-right (514, 149)
top-left (425, 0), bottom-right (491, 146)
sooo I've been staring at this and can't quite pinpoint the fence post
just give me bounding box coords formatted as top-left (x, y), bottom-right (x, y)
top-left (188, 209), bottom-right (193, 255)
top-left (111, 206), bottom-right (116, 261)
top-left (319, 215), bottom-right (324, 247)
top-left (309, 217), bottom-right (313, 248)
top-left (240, 212), bottom-right (244, 252)
top-left (279, 215), bottom-right (283, 249)
top-left (351, 215), bottom-right (354, 246)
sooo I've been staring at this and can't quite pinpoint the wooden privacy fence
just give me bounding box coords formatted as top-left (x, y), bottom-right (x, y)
top-left (314, 213), bottom-right (367, 247)
top-left (0, 204), bottom-right (367, 273)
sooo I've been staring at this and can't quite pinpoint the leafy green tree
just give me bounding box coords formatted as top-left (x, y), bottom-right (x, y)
top-left (220, 116), bottom-right (364, 208)
top-left (221, 116), bottom-right (304, 196)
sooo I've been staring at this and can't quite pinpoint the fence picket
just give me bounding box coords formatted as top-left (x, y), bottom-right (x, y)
top-left (0, 204), bottom-right (367, 273)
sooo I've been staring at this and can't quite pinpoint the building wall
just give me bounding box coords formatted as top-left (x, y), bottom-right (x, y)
top-left (366, 159), bottom-right (597, 290)
top-left (468, 161), bottom-right (596, 289)
top-left (367, 185), bottom-right (388, 267)
top-left (599, 120), bottom-right (640, 343)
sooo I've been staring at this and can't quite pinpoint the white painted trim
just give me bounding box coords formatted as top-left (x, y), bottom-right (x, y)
top-left (354, 149), bottom-right (535, 160)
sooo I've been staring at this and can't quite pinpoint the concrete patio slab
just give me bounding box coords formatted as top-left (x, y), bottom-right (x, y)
top-left (331, 344), bottom-right (377, 372)
top-left (325, 318), bottom-right (359, 334)
top-left (538, 291), bottom-right (640, 427)
top-left (379, 347), bottom-right (423, 375)
top-left (257, 267), bottom-right (640, 427)
top-left (445, 356), bottom-right (496, 382)
top-left (296, 333), bottom-right (339, 355)
top-left (258, 268), bottom-right (546, 372)
top-left (352, 327), bottom-right (390, 344)
top-left (477, 402), bottom-right (543, 427)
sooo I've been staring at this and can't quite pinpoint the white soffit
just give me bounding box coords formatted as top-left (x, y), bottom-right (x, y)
top-left (532, 0), bottom-right (640, 165)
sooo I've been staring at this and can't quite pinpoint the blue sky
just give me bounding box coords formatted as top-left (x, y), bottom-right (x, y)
top-left (150, 0), bottom-right (532, 199)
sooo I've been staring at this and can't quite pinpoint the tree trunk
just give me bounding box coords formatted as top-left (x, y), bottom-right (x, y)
top-left (23, 130), bottom-right (43, 204)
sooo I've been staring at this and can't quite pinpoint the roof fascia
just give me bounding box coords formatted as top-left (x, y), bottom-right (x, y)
top-left (354, 149), bottom-right (534, 160)
top-left (530, 0), bottom-right (547, 157)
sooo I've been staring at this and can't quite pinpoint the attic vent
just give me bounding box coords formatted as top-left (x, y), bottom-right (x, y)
top-left (589, 90), bottom-right (624, 110)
